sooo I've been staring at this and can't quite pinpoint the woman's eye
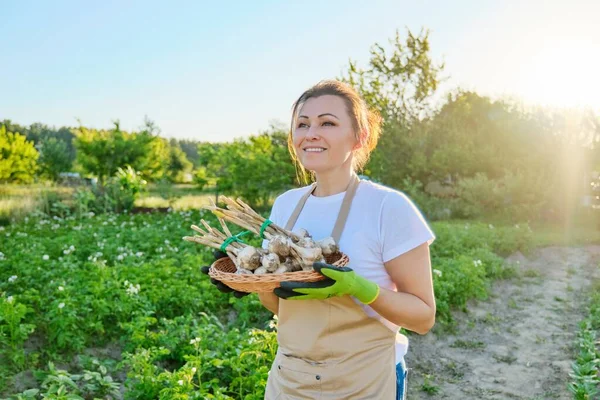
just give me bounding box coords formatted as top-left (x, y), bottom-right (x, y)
top-left (297, 122), bottom-right (308, 128)
top-left (322, 121), bottom-right (335, 126)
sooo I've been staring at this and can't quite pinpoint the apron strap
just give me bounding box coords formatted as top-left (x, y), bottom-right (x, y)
top-left (331, 175), bottom-right (360, 243)
top-left (284, 175), bottom-right (361, 244)
top-left (284, 183), bottom-right (316, 231)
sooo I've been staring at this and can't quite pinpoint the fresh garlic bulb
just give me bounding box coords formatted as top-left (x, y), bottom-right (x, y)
top-left (297, 237), bottom-right (317, 248)
top-left (261, 252), bottom-right (281, 272)
top-left (297, 228), bottom-right (311, 239)
top-left (316, 236), bottom-right (339, 256)
top-left (236, 268), bottom-right (253, 275)
top-left (274, 265), bottom-right (290, 274)
top-left (284, 257), bottom-right (302, 272)
top-left (254, 266), bottom-right (268, 275)
top-left (290, 242), bottom-right (323, 269)
top-left (237, 246), bottom-right (261, 271)
top-left (268, 235), bottom-right (291, 257)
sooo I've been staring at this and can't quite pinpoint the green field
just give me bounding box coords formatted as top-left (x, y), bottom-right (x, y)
top-left (0, 198), bottom-right (549, 398)
top-left (1, 183), bottom-right (599, 398)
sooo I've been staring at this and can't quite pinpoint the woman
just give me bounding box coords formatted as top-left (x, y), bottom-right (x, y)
top-left (205, 80), bottom-right (436, 399)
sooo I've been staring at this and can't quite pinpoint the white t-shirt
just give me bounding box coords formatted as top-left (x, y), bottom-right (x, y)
top-left (262, 180), bottom-right (436, 364)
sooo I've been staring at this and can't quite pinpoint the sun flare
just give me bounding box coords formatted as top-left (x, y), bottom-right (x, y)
top-left (515, 38), bottom-right (600, 109)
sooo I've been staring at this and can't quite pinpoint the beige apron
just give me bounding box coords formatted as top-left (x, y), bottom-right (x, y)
top-left (264, 176), bottom-right (397, 400)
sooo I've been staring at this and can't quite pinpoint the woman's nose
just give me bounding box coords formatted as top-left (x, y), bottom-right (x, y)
top-left (306, 125), bottom-right (320, 140)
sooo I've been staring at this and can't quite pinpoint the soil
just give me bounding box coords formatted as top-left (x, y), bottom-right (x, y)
top-left (405, 245), bottom-right (600, 399)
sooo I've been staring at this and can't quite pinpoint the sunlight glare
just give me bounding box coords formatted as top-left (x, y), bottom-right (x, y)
top-left (515, 38), bottom-right (600, 109)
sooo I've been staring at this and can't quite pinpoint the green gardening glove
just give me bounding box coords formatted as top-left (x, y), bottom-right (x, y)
top-left (274, 262), bottom-right (380, 304)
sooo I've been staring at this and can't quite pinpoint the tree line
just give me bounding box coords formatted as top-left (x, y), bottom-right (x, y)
top-left (1, 28), bottom-right (599, 222)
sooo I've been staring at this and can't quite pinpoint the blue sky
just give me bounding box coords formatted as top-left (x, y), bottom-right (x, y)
top-left (1, 0), bottom-right (598, 142)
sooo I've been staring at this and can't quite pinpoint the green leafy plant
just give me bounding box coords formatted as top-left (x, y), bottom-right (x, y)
top-left (0, 295), bottom-right (35, 370)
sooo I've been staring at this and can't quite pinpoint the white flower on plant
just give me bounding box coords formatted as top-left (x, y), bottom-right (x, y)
top-left (69, 245), bottom-right (75, 251)
top-left (177, 380), bottom-right (184, 386)
top-left (164, 239), bottom-right (170, 245)
top-left (58, 286), bottom-right (64, 291)
top-left (117, 254), bottom-right (124, 261)
top-left (43, 254), bottom-right (49, 260)
top-left (88, 212), bottom-right (95, 218)
top-left (0, 226), bottom-right (4, 231)
top-left (0, 252), bottom-right (5, 260)
top-left (135, 252), bottom-right (143, 257)
top-left (190, 337), bottom-right (201, 345)
top-left (7, 296), bottom-right (14, 303)
top-left (473, 259), bottom-right (483, 267)
top-left (59, 257), bottom-right (63, 261)
top-left (8, 275), bottom-right (17, 283)
top-left (191, 367), bottom-right (197, 373)
top-left (433, 269), bottom-right (442, 277)
top-left (157, 247), bottom-right (163, 253)
top-left (126, 283), bottom-right (140, 296)
top-left (58, 302), bottom-right (65, 309)
top-left (488, 224), bottom-right (494, 229)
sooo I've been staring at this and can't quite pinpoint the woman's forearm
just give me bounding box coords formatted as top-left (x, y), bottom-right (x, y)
top-left (368, 288), bottom-right (435, 335)
top-left (258, 292), bottom-right (279, 315)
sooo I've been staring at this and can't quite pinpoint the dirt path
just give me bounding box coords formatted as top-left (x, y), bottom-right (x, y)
top-left (405, 246), bottom-right (600, 399)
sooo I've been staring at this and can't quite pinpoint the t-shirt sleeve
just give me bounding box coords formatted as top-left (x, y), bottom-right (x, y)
top-left (262, 196), bottom-right (281, 249)
top-left (379, 191), bottom-right (436, 263)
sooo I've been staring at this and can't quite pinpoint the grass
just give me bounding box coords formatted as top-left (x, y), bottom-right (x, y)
top-left (135, 194), bottom-right (214, 210)
top-left (568, 278), bottom-right (600, 398)
top-left (0, 184), bottom-right (74, 223)
top-left (0, 183), bottom-right (220, 222)
top-left (450, 339), bottom-right (486, 350)
top-left (529, 219), bottom-right (600, 247)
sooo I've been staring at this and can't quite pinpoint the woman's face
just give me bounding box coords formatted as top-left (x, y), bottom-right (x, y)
top-left (292, 95), bottom-right (358, 174)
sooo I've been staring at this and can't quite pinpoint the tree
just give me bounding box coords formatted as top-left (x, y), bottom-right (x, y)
top-left (167, 143), bottom-right (193, 182)
top-left (0, 125), bottom-right (39, 183)
top-left (36, 137), bottom-right (73, 181)
top-left (340, 28), bottom-right (445, 188)
top-left (137, 136), bottom-right (170, 181)
top-left (73, 121), bottom-right (155, 185)
top-left (341, 27), bottom-right (445, 122)
top-left (176, 139), bottom-right (201, 168)
top-left (197, 128), bottom-right (295, 207)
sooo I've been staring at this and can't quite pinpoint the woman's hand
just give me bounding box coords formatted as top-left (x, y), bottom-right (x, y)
top-left (273, 262), bottom-right (380, 304)
top-left (200, 250), bottom-right (250, 298)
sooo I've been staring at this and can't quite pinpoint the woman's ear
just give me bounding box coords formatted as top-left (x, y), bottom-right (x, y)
top-left (353, 131), bottom-right (367, 150)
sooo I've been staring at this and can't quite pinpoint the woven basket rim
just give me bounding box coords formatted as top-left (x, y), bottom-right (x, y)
top-left (207, 252), bottom-right (349, 292)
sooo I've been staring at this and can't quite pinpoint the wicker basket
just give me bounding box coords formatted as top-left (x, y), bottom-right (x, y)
top-left (208, 252), bottom-right (350, 293)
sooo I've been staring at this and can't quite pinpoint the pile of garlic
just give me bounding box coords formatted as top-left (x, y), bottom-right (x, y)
top-left (183, 197), bottom-right (339, 275)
